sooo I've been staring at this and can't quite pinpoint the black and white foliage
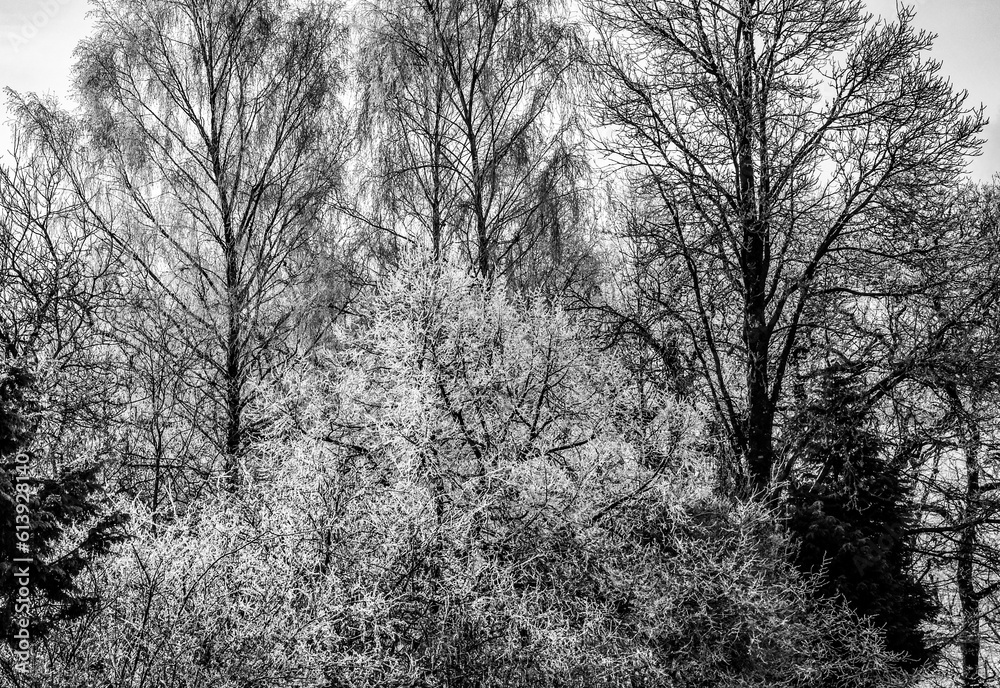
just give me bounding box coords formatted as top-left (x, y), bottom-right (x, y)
top-left (1, 1), bottom-right (999, 687)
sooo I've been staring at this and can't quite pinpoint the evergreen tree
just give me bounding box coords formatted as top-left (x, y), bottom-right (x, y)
top-left (785, 366), bottom-right (938, 671)
top-left (0, 361), bottom-right (126, 646)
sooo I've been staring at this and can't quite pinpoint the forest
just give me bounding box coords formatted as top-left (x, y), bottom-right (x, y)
top-left (0, 0), bottom-right (998, 685)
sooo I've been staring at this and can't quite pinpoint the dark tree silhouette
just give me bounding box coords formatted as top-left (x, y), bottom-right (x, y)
top-left (588, 0), bottom-right (984, 494)
top-left (785, 366), bottom-right (937, 671)
top-left (0, 363), bottom-right (126, 651)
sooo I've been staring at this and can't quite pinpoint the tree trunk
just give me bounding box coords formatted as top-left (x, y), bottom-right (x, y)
top-left (224, 238), bottom-right (243, 489)
top-left (736, 0), bottom-right (774, 492)
top-left (957, 412), bottom-right (982, 688)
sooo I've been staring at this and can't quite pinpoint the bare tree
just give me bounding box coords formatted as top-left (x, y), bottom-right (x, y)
top-left (884, 182), bottom-right (1000, 688)
top-left (355, 0), bottom-right (591, 286)
top-left (0, 123), bottom-right (129, 671)
top-left (18, 0), bottom-right (348, 487)
top-left (0, 123), bottom-right (125, 468)
top-left (588, 0), bottom-right (984, 494)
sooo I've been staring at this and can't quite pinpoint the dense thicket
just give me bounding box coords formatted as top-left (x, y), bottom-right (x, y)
top-left (13, 261), bottom-right (903, 687)
top-left (1, 0), bottom-right (999, 686)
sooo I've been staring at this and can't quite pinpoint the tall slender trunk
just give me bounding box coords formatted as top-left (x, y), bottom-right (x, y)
top-left (211, 85), bottom-right (243, 489)
top-left (429, 24), bottom-right (446, 260)
top-left (150, 415), bottom-right (164, 528)
top-left (223, 234), bottom-right (243, 489)
top-left (472, 159), bottom-right (490, 279)
top-left (224, 332), bottom-right (242, 486)
top-left (462, 89), bottom-right (491, 278)
top-left (736, 0), bottom-right (773, 492)
top-left (957, 411), bottom-right (982, 688)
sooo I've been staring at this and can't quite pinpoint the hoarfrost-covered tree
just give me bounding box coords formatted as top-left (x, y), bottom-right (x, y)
top-left (25, 257), bottom-right (906, 687)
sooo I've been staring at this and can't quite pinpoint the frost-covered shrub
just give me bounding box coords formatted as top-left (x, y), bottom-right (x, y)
top-left (25, 257), bottom-right (906, 687)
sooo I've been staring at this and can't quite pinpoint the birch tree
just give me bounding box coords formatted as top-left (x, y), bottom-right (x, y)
top-left (22, 0), bottom-right (348, 486)
top-left (356, 0), bottom-right (590, 287)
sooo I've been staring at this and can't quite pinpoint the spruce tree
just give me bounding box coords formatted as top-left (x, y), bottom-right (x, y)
top-left (785, 366), bottom-right (937, 671)
top-left (0, 361), bottom-right (126, 645)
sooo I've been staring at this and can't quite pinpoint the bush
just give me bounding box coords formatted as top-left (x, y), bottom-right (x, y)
top-left (27, 258), bottom-right (906, 687)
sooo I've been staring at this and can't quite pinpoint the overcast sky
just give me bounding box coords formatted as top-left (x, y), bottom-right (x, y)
top-left (0, 0), bottom-right (997, 178)
top-left (0, 0), bottom-right (89, 99)
top-left (865, 0), bottom-right (1000, 180)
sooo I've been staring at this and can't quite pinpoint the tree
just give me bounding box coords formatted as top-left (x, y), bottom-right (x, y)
top-left (0, 124), bottom-right (126, 671)
top-left (587, 0), bottom-right (984, 494)
top-left (781, 179), bottom-right (1000, 687)
top-left (0, 430), bottom-right (125, 652)
top-left (355, 0), bottom-right (593, 287)
top-left (785, 365), bottom-right (937, 672)
top-left (0, 121), bottom-right (126, 464)
top-left (880, 181), bottom-right (1000, 688)
top-left (0, 349), bottom-right (125, 679)
top-left (21, 0), bottom-right (348, 487)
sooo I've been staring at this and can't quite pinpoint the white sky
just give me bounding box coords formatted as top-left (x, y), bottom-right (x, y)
top-left (0, 0), bottom-right (997, 178)
top-left (0, 0), bottom-right (90, 100)
top-left (864, 0), bottom-right (1000, 180)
